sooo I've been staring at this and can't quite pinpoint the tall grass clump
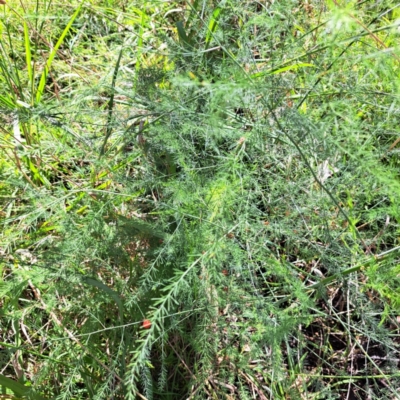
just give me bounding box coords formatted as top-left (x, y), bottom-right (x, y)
top-left (1, 0), bottom-right (400, 399)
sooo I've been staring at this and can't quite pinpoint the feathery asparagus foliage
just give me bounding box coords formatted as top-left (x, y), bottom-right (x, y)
top-left (1, 0), bottom-right (400, 399)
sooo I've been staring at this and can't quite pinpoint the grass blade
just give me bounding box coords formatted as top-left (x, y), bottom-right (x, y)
top-left (23, 20), bottom-right (33, 103)
top-left (35, 2), bottom-right (83, 103)
top-left (205, 7), bottom-right (221, 48)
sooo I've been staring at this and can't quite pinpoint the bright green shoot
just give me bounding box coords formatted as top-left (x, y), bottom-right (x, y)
top-left (35, 2), bottom-right (83, 104)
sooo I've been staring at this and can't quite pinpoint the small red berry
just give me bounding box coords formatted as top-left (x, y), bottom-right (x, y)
top-left (142, 319), bottom-right (151, 329)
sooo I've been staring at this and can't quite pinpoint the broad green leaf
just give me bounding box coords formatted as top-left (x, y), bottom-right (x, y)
top-left (0, 374), bottom-right (46, 400)
top-left (176, 21), bottom-right (192, 47)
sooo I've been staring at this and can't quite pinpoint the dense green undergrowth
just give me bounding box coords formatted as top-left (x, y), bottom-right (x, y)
top-left (1, 0), bottom-right (400, 399)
